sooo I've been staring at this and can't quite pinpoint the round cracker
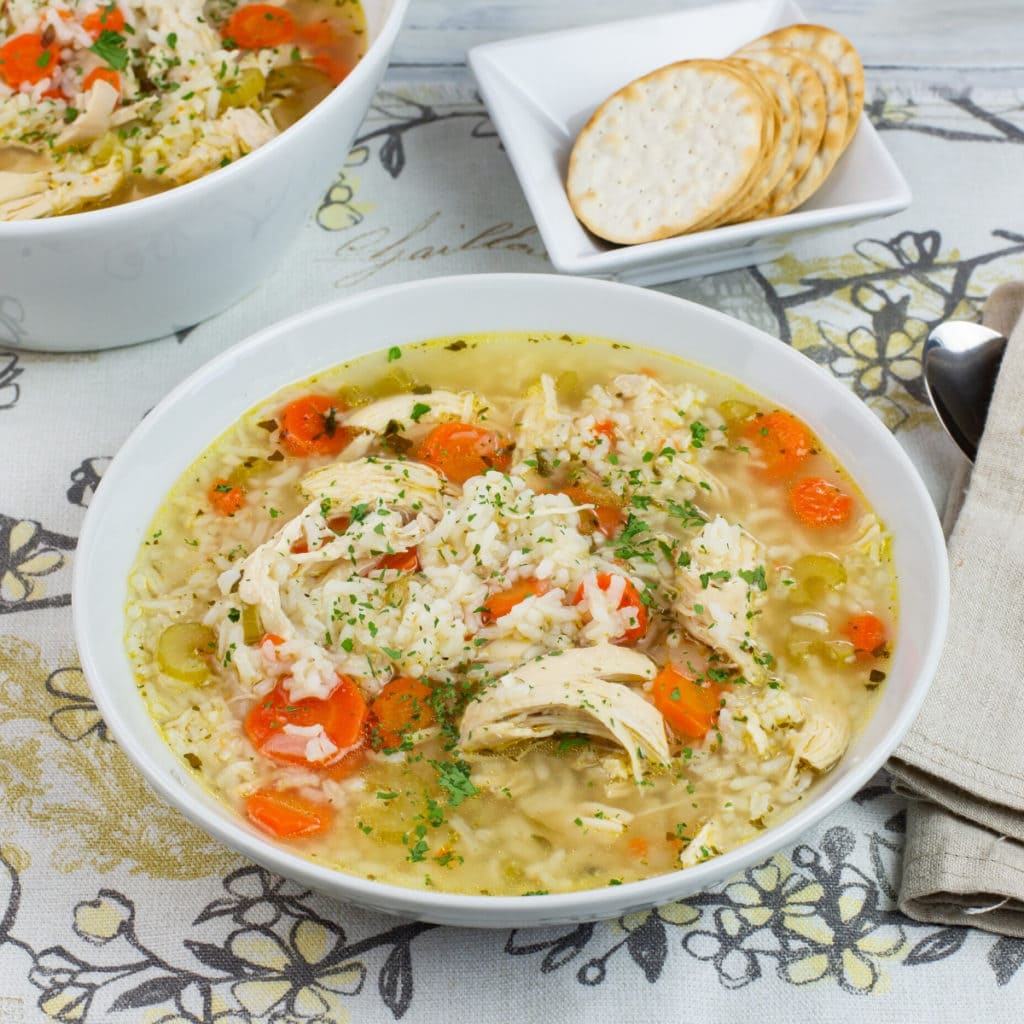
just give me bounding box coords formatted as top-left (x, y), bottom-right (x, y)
top-left (722, 58), bottom-right (801, 224)
top-left (739, 23), bottom-right (864, 147)
top-left (566, 60), bottom-right (767, 244)
top-left (736, 44), bottom-right (847, 215)
top-left (685, 60), bottom-right (779, 233)
top-left (732, 50), bottom-right (826, 217)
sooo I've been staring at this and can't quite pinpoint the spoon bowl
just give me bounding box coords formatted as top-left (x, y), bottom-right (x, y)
top-left (923, 321), bottom-right (1007, 462)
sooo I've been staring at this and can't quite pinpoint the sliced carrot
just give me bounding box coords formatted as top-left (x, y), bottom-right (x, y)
top-left (310, 52), bottom-right (350, 84)
top-left (417, 422), bottom-right (511, 484)
top-left (741, 410), bottom-right (812, 480)
top-left (651, 664), bottom-right (724, 740)
top-left (481, 577), bottom-right (551, 623)
top-left (628, 836), bottom-right (649, 858)
top-left (82, 66), bottom-right (121, 94)
top-left (222, 4), bottom-right (297, 49)
top-left (279, 394), bottom-right (350, 457)
top-left (790, 477), bottom-right (853, 527)
top-left (370, 676), bottom-right (435, 750)
top-left (0, 33), bottom-right (61, 88)
top-left (208, 478), bottom-right (244, 515)
top-left (573, 572), bottom-right (648, 645)
top-left (592, 419), bottom-right (617, 443)
top-left (843, 613), bottom-right (888, 655)
top-left (260, 633), bottom-right (286, 646)
top-left (246, 788), bottom-right (332, 838)
top-left (297, 19), bottom-right (335, 48)
top-left (245, 675), bottom-right (367, 767)
top-left (562, 484), bottom-right (625, 539)
top-left (82, 5), bottom-right (126, 38)
top-left (376, 547), bottom-right (420, 573)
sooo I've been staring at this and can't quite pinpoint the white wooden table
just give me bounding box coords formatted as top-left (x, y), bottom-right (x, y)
top-left (388, 0), bottom-right (1024, 87)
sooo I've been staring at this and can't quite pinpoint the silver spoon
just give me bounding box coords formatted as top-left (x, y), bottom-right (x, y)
top-left (923, 321), bottom-right (1007, 462)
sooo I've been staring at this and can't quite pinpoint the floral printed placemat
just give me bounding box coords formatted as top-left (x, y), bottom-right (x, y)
top-left (1, 81), bottom-right (1023, 1022)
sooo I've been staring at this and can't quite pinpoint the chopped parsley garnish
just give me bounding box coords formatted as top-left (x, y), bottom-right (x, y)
top-left (738, 566), bottom-right (768, 591)
top-left (227, 608), bottom-right (241, 623)
top-left (613, 515), bottom-right (656, 563)
top-left (430, 759), bottom-right (477, 807)
top-left (410, 402), bottom-right (431, 422)
top-left (690, 421), bottom-right (709, 448)
top-left (90, 30), bottom-right (130, 71)
top-left (387, 346), bottom-right (402, 362)
top-left (667, 499), bottom-right (707, 529)
top-left (699, 569), bottom-right (732, 589)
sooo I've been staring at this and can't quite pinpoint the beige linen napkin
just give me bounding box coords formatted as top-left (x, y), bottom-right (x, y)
top-left (888, 281), bottom-right (1024, 936)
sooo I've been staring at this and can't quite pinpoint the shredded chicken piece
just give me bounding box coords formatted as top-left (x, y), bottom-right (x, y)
top-left (0, 160), bottom-right (124, 220)
top-left (300, 456), bottom-right (450, 517)
top-left (340, 390), bottom-right (487, 459)
top-left (459, 645), bottom-right (668, 780)
top-left (673, 515), bottom-right (769, 682)
top-left (679, 822), bottom-right (720, 868)
top-left (219, 107), bottom-right (278, 150)
top-left (55, 79), bottom-right (120, 148)
top-left (163, 109), bottom-right (278, 183)
top-left (795, 711), bottom-right (850, 773)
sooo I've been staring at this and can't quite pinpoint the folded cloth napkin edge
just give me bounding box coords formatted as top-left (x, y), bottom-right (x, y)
top-left (889, 281), bottom-right (1024, 938)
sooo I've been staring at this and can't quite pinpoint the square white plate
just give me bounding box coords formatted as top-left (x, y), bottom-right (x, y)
top-left (469, 0), bottom-right (911, 285)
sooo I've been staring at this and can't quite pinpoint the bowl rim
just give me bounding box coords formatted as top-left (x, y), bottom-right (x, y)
top-left (73, 272), bottom-right (949, 926)
top-left (0, 0), bottom-right (410, 237)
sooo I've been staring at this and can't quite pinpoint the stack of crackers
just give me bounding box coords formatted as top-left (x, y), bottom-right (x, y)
top-left (566, 24), bottom-right (865, 245)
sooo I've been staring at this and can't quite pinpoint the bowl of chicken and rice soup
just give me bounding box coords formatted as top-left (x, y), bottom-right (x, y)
top-left (0, 0), bottom-right (409, 351)
top-left (73, 274), bottom-right (948, 928)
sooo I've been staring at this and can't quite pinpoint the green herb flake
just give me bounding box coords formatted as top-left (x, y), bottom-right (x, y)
top-left (739, 566), bottom-right (768, 591)
top-left (387, 346), bottom-right (402, 362)
top-left (430, 759), bottom-right (478, 808)
top-left (410, 402), bottom-right (431, 422)
top-left (90, 30), bottom-right (130, 71)
top-left (699, 569), bottom-right (732, 589)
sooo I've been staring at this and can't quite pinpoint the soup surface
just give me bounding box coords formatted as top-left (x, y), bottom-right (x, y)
top-left (0, 0), bottom-right (365, 218)
top-left (126, 334), bottom-right (896, 896)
